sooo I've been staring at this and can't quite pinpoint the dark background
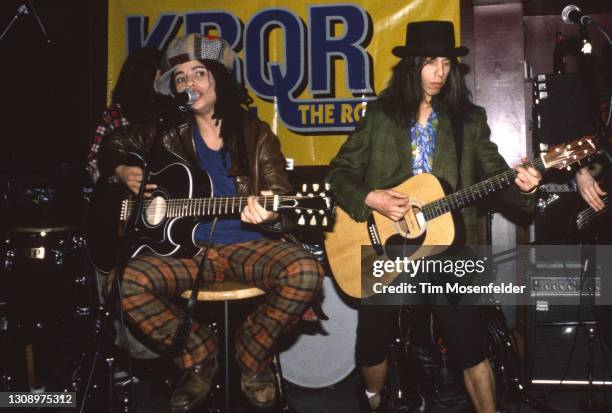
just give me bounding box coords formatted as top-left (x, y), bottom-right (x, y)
top-left (0, 0), bottom-right (106, 174)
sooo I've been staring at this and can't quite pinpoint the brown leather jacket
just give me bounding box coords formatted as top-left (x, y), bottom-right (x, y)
top-left (98, 109), bottom-right (293, 231)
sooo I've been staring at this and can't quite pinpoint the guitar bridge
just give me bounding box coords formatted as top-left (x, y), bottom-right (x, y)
top-left (367, 215), bottom-right (384, 255)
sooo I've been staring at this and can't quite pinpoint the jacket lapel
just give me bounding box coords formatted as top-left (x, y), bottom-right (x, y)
top-left (431, 112), bottom-right (458, 190)
top-left (395, 122), bottom-right (414, 179)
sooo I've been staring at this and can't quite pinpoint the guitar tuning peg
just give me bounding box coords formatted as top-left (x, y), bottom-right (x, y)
top-left (313, 183), bottom-right (320, 192)
top-left (298, 215), bottom-right (305, 226)
top-left (307, 209), bottom-right (313, 214)
top-left (302, 184), bottom-right (307, 192)
top-left (296, 208), bottom-right (302, 214)
top-left (318, 209), bottom-right (324, 215)
top-left (322, 216), bottom-right (328, 226)
top-left (325, 183), bottom-right (330, 191)
top-left (309, 216), bottom-right (317, 226)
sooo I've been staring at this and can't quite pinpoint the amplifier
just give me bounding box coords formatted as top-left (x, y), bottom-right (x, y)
top-left (527, 264), bottom-right (601, 306)
top-left (532, 73), bottom-right (596, 148)
top-left (525, 263), bottom-right (612, 386)
top-left (531, 276), bottom-right (600, 298)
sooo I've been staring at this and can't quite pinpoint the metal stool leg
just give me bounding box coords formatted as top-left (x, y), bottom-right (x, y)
top-left (272, 354), bottom-right (290, 412)
top-left (224, 300), bottom-right (230, 413)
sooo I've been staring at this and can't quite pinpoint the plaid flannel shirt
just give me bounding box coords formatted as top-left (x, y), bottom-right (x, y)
top-left (87, 103), bottom-right (130, 183)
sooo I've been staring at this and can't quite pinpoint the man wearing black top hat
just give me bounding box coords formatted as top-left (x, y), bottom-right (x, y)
top-left (327, 21), bottom-right (541, 412)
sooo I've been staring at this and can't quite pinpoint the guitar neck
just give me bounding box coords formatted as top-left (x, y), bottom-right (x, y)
top-left (143, 195), bottom-right (289, 218)
top-left (169, 196), bottom-right (278, 218)
top-left (421, 156), bottom-right (545, 221)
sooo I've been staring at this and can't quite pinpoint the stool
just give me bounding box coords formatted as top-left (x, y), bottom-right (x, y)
top-left (181, 281), bottom-right (286, 412)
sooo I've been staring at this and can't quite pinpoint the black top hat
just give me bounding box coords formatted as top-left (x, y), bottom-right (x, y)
top-left (392, 21), bottom-right (469, 58)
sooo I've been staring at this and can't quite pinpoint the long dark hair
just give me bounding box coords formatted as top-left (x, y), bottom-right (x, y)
top-left (112, 47), bottom-right (162, 123)
top-left (378, 56), bottom-right (474, 128)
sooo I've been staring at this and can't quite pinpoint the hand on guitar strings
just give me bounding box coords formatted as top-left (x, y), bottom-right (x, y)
top-left (114, 165), bottom-right (158, 197)
top-left (365, 189), bottom-right (410, 221)
top-left (514, 158), bottom-right (542, 193)
top-left (576, 166), bottom-right (607, 211)
top-left (241, 190), bottom-right (279, 225)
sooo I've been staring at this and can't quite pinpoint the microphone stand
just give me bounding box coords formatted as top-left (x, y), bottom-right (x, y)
top-left (78, 160), bottom-right (148, 413)
top-left (577, 245), bottom-right (610, 413)
top-left (0, 3), bottom-right (50, 44)
top-left (0, 4), bottom-right (28, 43)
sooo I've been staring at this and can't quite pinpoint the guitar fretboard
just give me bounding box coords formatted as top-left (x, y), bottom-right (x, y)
top-left (124, 195), bottom-right (308, 219)
top-left (421, 157), bottom-right (545, 221)
top-left (165, 196), bottom-right (272, 217)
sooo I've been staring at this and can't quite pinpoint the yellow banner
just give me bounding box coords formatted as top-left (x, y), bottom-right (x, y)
top-left (108, 0), bottom-right (459, 165)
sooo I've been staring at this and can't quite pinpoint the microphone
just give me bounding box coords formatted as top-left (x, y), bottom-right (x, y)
top-left (174, 88), bottom-right (198, 107)
top-left (25, 0), bottom-right (51, 44)
top-left (561, 5), bottom-right (593, 26)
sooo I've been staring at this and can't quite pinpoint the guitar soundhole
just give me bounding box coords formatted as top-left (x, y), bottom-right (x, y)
top-left (395, 203), bottom-right (425, 239)
top-left (145, 196), bottom-right (167, 226)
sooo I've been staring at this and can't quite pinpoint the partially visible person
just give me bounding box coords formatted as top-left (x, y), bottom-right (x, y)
top-left (87, 47), bottom-right (162, 183)
top-left (327, 21), bottom-right (541, 413)
top-left (576, 164), bottom-right (607, 211)
top-left (98, 34), bottom-right (324, 412)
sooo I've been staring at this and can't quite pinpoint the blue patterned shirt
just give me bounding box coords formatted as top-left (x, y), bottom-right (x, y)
top-left (410, 110), bottom-right (438, 175)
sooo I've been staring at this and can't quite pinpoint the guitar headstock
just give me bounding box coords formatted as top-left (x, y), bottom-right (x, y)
top-left (543, 135), bottom-right (598, 171)
top-left (284, 183), bottom-right (335, 227)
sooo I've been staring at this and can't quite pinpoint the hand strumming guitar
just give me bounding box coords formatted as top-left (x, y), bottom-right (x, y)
top-left (576, 166), bottom-right (607, 211)
top-left (114, 165), bottom-right (157, 197)
top-left (365, 189), bottom-right (410, 221)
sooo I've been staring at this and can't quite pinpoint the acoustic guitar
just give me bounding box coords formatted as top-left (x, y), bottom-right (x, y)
top-left (87, 162), bottom-right (333, 274)
top-left (324, 136), bottom-right (598, 298)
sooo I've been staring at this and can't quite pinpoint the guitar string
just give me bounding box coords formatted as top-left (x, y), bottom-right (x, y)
top-left (123, 142), bottom-right (588, 219)
top-left (373, 154), bottom-right (587, 236)
top-left (421, 158), bottom-right (542, 219)
top-left (429, 150), bottom-right (587, 218)
top-left (367, 142), bottom-right (593, 238)
top-left (577, 195), bottom-right (611, 224)
top-left (420, 153), bottom-right (591, 220)
top-left (124, 195), bottom-right (326, 215)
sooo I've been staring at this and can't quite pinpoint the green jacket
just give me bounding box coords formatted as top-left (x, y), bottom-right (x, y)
top-left (326, 101), bottom-right (535, 244)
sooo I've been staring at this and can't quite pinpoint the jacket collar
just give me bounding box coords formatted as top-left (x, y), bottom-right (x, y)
top-left (176, 118), bottom-right (250, 176)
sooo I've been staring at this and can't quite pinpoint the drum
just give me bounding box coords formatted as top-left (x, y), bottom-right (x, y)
top-left (279, 276), bottom-right (358, 388)
top-left (3, 226), bottom-right (94, 331)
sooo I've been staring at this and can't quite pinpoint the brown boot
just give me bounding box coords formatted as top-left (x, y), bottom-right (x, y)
top-left (240, 367), bottom-right (277, 409)
top-left (170, 353), bottom-right (218, 413)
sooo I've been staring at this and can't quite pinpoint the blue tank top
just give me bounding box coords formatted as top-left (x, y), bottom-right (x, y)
top-left (192, 127), bottom-right (263, 244)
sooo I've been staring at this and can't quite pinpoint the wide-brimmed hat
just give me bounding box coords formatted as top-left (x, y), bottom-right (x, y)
top-left (156, 33), bottom-right (235, 96)
top-left (391, 21), bottom-right (469, 58)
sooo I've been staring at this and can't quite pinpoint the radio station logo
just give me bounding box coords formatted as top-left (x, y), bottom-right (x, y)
top-left (126, 4), bottom-right (376, 134)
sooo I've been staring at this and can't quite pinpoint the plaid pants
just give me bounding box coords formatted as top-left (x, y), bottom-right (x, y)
top-left (107, 238), bottom-right (323, 373)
